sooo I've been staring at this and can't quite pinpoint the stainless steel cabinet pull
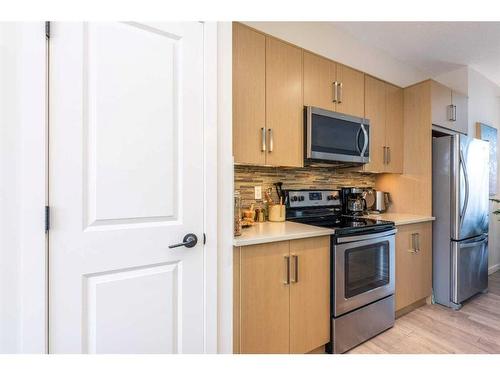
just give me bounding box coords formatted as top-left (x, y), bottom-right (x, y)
top-left (261, 127), bottom-right (266, 152)
top-left (448, 104), bottom-right (456, 122)
top-left (453, 105), bottom-right (457, 121)
top-left (338, 82), bottom-right (343, 104)
top-left (268, 128), bottom-right (274, 152)
top-left (284, 255), bottom-right (290, 285)
top-left (383, 146), bottom-right (387, 164)
top-left (387, 146), bottom-right (391, 164)
top-left (333, 81), bottom-right (338, 103)
top-left (415, 233), bottom-right (420, 252)
top-left (409, 233), bottom-right (420, 253)
top-left (291, 255), bottom-right (299, 283)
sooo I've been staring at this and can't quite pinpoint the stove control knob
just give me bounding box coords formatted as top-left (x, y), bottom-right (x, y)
top-left (327, 195), bottom-right (333, 201)
top-left (298, 196), bottom-right (305, 202)
top-left (291, 196), bottom-right (298, 202)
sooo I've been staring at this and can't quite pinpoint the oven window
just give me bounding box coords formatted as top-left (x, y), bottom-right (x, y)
top-left (344, 240), bottom-right (389, 299)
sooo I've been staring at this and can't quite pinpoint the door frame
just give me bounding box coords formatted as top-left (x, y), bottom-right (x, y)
top-left (19, 21), bottom-right (218, 353)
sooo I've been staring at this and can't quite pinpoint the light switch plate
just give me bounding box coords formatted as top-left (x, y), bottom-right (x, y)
top-left (254, 186), bottom-right (262, 200)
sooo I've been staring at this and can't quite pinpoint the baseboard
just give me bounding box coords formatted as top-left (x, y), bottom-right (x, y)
top-left (489, 263), bottom-right (500, 275)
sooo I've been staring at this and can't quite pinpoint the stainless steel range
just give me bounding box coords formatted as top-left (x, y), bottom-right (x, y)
top-left (285, 189), bottom-right (396, 353)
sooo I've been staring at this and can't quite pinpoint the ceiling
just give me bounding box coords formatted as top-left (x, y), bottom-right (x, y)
top-left (333, 22), bottom-right (500, 86)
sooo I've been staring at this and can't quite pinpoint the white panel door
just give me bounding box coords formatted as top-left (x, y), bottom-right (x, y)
top-left (49, 22), bottom-right (205, 353)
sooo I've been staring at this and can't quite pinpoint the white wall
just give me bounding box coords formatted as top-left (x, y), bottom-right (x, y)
top-left (0, 22), bottom-right (21, 353)
top-left (467, 67), bottom-right (500, 273)
top-left (243, 21), bottom-right (428, 87)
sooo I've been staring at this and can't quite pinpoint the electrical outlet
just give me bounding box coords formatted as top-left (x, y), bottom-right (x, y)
top-left (254, 186), bottom-right (262, 200)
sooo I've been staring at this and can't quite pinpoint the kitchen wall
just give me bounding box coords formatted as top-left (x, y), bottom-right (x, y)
top-left (235, 165), bottom-right (375, 208)
top-left (243, 22), bottom-right (427, 88)
top-left (467, 67), bottom-right (500, 272)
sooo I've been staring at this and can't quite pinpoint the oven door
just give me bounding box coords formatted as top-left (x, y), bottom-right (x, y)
top-left (333, 231), bottom-right (395, 316)
top-left (306, 106), bottom-right (370, 164)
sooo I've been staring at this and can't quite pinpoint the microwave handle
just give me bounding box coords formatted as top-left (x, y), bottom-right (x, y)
top-left (360, 123), bottom-right (368, 157)
top-left (355, 127), bottom-right (362, 154)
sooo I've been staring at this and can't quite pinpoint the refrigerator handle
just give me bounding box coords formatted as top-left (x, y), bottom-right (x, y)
top-left (459, 148), bottom-right (470, 229)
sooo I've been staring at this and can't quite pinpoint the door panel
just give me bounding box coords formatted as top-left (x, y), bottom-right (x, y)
top-left (50, 22), bottom-right (205, 353)
top-left (457, 136), bottom-right (489, 240)
top-left (385, 84), bottom-right (403, 173)
top-left (303, 51), bottom-right (335, 111)
top-left (240, 241), bottom-right (290, 353)
top-left (289, 237), bottom-right (330, 354)
top-left (452, 91), bottom-right (468, 134)
top-left (363, 76), bottom-right (386, 172)
top-left (266, 36), bottom-right (303, 167)
top-left (335, 64), bottom-right (364, 118)
top-left (232, 23), bottom-right (266, 165)
top-left (452, 236), bottom-right (488, 303)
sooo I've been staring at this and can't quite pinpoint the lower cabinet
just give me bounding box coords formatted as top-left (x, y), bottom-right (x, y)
top-left (233, 236), bottom-right (330, 354)
top-left (395, 222), bottom-right (432, 312)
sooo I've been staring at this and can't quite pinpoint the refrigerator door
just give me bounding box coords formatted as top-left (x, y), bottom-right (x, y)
top-left (451, 234), bottom-right (488, 304)
top-left (452, 135), bottom-right (489, 240)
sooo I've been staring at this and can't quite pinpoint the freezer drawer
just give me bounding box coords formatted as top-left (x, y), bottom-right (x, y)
top-left (451, 235), bottom-right (488, 304)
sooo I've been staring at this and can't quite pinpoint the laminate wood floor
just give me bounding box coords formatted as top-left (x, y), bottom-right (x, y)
top-left (348, 271), bottom-right (500, 354)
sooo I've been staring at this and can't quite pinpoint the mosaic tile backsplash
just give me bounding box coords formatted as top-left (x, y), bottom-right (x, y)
top-left (235, 165), bottom-right (376, 208)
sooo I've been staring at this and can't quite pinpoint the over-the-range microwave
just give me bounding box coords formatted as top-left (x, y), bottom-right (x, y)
top-left (304, 106), bottom-right (370, 165)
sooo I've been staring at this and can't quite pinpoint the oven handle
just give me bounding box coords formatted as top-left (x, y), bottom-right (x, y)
top-left (336, 228), bottom-right (397, 243)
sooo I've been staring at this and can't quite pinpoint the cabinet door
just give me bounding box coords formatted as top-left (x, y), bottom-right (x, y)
top-left (364, 76), bottom-right (387, 173)
top-left (240, 241), bottom-right (290, 353)
top-left (452, 91), bottom-right (468, 134)
top-left (232, 23), bottom-right (266, 165)
top-left (385, 84), bottom-right (404, 173)
top-left (431, 80), bottom-right (452, 128)
top-left (395, 223), bottom-right (432, 311)
top-left (335, 64), bottom-right (365, 118)
top-left (303, 51), bottom-right (335, 111)
top-left (289, 237), bottom-right (330, 354)
top-left (266, 36), bottom-right (303, 167)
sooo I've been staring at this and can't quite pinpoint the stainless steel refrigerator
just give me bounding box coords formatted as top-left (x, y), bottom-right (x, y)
top-left (433, 134), bottom-right (490, 310)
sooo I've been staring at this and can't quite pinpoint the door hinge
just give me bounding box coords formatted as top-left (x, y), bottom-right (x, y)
top-left (203, 233), bottom-right (206, 245)
top-left (45, 206), bottom-right (50, 232)
top-left (45, 21), bottom-right (50, 39)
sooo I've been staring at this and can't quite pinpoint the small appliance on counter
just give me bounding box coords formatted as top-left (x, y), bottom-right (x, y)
top-left (284, 188), bottom-right (396, 353)
top-left (373, 191), bottom-right (391, 213)
top-left (340, 187), bottom-right (367, 216)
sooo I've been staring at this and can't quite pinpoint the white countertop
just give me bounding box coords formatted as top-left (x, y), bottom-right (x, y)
top-left (233, 221), bottom-right (334, 247)
top-left (362, 213), bottom-right (435, 226)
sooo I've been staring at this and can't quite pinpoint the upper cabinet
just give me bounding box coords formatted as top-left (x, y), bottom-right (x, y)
top-left (364, 76), bottom-right (404, 174)
top-left (266, 37), bottom-right (303, 167)
top-left (232, 23), bottom-right (266, 165)
top-left (233, 23), bottom-right (303, 167)
top-left (430, 80), bottom-right (468, 134)
top-left (303, 51), bottom-right (364, 118)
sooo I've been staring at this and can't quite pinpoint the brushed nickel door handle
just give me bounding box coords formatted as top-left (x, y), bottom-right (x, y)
top-left (284, 255), bottom-right (290, 285)
top-left (268, 128), bottom-right (274, 152)
top-left (291, 255), bottom-right (299, 283)
top-left (261, 127), bottom-right (266, 152)
top-left (338, 82), bottom-right (343, 104)
top-left (333, 81), bottom-right (338, 103)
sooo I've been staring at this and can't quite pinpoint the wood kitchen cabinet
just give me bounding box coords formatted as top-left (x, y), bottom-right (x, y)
top-left (233, 236), bottom-right (330, 354)
top-left (395, 222), bottom-right (432, 313)
top-left (266, 36), bottom-right (303, 167)
top-left (232, 23), bottom-right (303, 167)
top-left (431, 80), bottom-right (468, 134)
top-left (364, 76), bottom-right (404, 174)
top-left (303, 51), bottom-right (364, 118)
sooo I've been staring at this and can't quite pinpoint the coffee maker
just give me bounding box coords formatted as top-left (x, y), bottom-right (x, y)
top-left (340, 187), bottom-right (367, 216)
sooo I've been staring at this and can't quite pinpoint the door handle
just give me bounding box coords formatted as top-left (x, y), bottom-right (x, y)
top-left (261, 127), bottom-right (266, 152)
top-left (337, 82), bottom-right (343, 104)
top-left (383, 146), bottom-right (387, 164)
top-left (333, 81), bottom-right (338, 103)
top-left (284, 255), bottom-right (290, 285)
top-left (291, 255), bottom-right (299, 283)
top-left (387, 146), bottom-right (391, 164)
top-left (459, 148), bottom-right (469, 229)
top-left (168, 233), bottom-right (198, 249)
top-left (268, 128), bottom-right (274, 152)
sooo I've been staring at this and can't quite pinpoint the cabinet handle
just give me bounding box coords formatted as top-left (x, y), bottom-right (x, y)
top-left (447, 104), bottom-right (455, 122)
top-left (261, 127), bottom-right (266, 152)
top-left (453, 105), bottom-right (457, 121)
top-left (333, 81), bottom-right (338, 103)
top-left (338, 82), bottom-right (343, 104)
top-left (415, 233), bottom-right (420, 252)
top-left (291, 255), bottom-right (299, 283)
top-left (409, 233), bottom-right (420, 253)
top-left (268, 128), bottom-right (274, 152)
top-left (383, 146), bottom-right (387, 164)
top-left (284, 255), bottom-right (290, 285)
top-left (387, 146), bottom-right (391, 164)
